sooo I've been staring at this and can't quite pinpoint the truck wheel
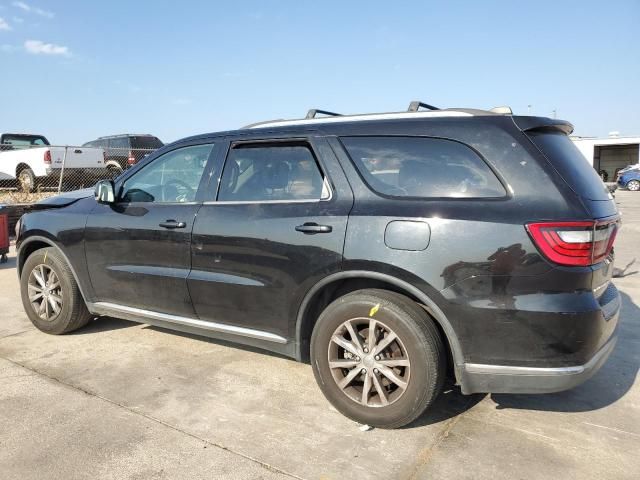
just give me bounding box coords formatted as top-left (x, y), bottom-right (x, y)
top-left (106, 162), bottom-right (123, 178)
top-left (310, 289), bottom-right (446, 429)
top-left (18, 168), bottom-right (36, 193)
top-left (20, 247), bottom-right (92, 334)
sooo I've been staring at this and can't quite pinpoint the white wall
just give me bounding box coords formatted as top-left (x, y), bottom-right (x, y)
top-left (571, 136), bottom-right (640, 166)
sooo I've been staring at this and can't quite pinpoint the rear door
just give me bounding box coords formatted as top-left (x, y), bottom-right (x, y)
top-left (188, 136), bottom-right (353, 340)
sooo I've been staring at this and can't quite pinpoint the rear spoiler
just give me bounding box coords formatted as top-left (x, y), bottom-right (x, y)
top-left (511, 116), bottom-right (574, 135)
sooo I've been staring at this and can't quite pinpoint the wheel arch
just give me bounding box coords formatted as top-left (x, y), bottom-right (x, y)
top-left (294, 270), bottom-right (464, 378)
top-left (17, 235), bottom-right (90, 303)
top-left (15, 162), bottom-right (32, 176)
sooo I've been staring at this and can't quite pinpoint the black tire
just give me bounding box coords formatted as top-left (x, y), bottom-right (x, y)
top-left (20, 247), bottom-right (92, 334)
top-left (18, 167), bottom-right (36, 193)
top-left (311, 289), bottom-right (446, 429)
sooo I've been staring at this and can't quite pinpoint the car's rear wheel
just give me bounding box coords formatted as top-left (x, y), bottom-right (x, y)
top-left (20, 247), bottom-right (92, 334)
top-left (311, 289), bottom-right (445, 429)
top-left (627, 180), bottom-right (640, 191)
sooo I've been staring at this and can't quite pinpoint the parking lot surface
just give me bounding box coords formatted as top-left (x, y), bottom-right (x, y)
top-left (1, 192), bottom-right (638, 480)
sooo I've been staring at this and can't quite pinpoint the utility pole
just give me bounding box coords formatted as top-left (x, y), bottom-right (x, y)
top-left (552, 109), bottom-right (557, 119)
top-left (527, 104), bottom-right (532, 114)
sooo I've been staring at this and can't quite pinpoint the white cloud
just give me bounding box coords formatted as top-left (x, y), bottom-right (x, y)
top-left (24, 39), bottom-right (71, 56)
top-left (0, 16), bottom-right (11, 30)
top-left (12, 1), bottom-right (53, 18)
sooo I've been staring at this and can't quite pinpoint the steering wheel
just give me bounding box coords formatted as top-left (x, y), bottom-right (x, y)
top-left (164, 178), bottom-right (195, 202)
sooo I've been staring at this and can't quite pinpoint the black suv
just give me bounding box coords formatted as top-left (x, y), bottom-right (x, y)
top-left (83, 134), bottom-right (163, 173)
top-left (16, 103), bottom-right (621, 428)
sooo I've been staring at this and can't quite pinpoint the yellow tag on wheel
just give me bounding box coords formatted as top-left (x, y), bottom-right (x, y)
top-left (369, 303), bottom-right (380, 317)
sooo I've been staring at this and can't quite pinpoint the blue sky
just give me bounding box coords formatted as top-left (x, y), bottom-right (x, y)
top-left (0, 1), bottom-right (638, 145)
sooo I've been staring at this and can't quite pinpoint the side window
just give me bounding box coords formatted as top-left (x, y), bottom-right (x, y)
top-left (120, 144), bottom-right (213, 203)
top-left (109, 137), bottom-right (129, 150)
top-left (340, 136), bottom-right (505, 198)
top-left (218, 143), bottom-right (329, 202)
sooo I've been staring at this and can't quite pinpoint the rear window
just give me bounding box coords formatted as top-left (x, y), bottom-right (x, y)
top-left (1, 135), bottom-right (49, 147)
top-left (132, 136), bottom-right (164, 150)
top-left (340, 136), bottom-right (505, 198)
top-left (528, 131), bottom-right (611, 201)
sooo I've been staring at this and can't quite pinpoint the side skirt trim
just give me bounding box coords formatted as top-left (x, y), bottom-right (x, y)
top-left (91, 302), bottom-right (288, 344)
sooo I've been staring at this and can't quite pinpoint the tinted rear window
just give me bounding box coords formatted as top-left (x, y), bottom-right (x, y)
top-left (132, 136), bottom-right (163, 150)
top-left (1, 135), bottom-right (49, 146)
top-left (528, 131), bottom-right (610, 201)
top-left (340, 136), bottom-right (505, 198)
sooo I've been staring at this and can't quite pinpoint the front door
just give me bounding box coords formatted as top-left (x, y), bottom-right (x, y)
top-left (85, 142), bottom-right (217, 316)
top-left (189, 137), bottom-right (353, 340)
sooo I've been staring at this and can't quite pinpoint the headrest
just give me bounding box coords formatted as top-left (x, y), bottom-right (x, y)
top-left (262, 159), bottom-right (290, 190)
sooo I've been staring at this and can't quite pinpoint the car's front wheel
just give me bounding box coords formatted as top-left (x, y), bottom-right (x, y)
top-left (311, 289), bottom-right (445, 429)
top-left (20, 247), bottom-right (92, 334)
top-left (627, 179), bottom-right (640, 191)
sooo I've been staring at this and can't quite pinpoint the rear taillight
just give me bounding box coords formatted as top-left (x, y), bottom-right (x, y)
top-left (127, 151), bottom-right (136, 165)
top-left (526, 220), bottom-right (619, 266)
top-left (44, 150), bottom-right (51, 164)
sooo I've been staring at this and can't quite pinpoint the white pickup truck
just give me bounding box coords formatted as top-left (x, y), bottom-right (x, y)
top-left (0, 133), bottom-right (106, 192)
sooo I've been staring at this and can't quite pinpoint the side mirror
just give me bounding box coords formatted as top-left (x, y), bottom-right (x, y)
top-left (95, 180), bottom-right (115, 204)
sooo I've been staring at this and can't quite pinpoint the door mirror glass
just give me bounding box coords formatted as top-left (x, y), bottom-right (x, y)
top-left (95, 180), bottom-right (115, 204)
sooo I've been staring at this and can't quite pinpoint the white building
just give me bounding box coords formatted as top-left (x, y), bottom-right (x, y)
top-left (571, 134), bottom-right (640, 182)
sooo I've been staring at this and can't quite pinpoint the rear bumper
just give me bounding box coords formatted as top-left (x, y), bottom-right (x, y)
top-left (459, 330), bottom-right (618, 394)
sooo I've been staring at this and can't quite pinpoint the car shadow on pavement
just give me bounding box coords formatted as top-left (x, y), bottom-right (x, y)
top-left (0, 254), bottom-right (16, 270)
top-left (143, 325), bottom-right (293, 360)
top-left (490, 291), bottom-right (639, 413)
top-left (406, 384), bottom-right (486, 429)
top-left (71, 316), bottom-right (137, 334)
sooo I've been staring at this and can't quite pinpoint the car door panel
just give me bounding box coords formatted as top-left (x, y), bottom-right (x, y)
top-left (188, 136), bottom-right (354, 339)
top-left (85, 203), bottom-right (200, 316)
top-left (84, 142), bottom-right (218, 317)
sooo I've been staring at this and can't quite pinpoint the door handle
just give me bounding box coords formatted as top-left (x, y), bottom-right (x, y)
top-left (74, 149), bottom-right (82, 154)
top-left (159, 220), bottom-right (187, 229)
top-left (295, 223), bottom-right (332, 234)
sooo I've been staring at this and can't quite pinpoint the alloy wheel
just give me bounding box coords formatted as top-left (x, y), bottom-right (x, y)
top-left (27, 264), bottom-right (63, 321)
top-left (328, 317), bottom-right (411, 407)
top-left (627, 180), bottom-right (640, 191)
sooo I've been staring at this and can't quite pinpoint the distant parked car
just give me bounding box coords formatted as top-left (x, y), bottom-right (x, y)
top-left (1, 133), bottom-right (105, 192)
top-left (617, 169), bottom-right (640, 191)
top-left (83, 134), bottom-right (163, 173)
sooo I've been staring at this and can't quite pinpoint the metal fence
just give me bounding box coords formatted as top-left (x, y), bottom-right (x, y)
top-left (0, 145), bottom-right (158, 204)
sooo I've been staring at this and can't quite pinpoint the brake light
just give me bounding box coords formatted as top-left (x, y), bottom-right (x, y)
top-left (127, 151), bottom-right (136, 165)
top-left (526, 220), bottom-right (619, 266)
top-left (44, 150), bottom-right (51, 164)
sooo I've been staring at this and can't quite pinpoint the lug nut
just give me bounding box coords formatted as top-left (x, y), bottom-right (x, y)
top-left (375, 355), bottom-right (380, 361)
top-left (356, 357), bottom-right (360, 361)
top-left (363, 347), bottom-right (369, 353)
top-left (374, 368), bottom-right (379, 374)
top-left (361, 368), bottom-right (366, 374)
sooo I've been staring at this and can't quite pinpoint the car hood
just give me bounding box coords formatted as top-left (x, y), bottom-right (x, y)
top-left (33, 188), bottom-right (94, 209)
